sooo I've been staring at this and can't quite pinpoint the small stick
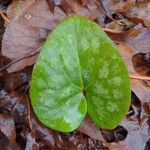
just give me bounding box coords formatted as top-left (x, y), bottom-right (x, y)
top-left (0, 11), bottom-right (9, 23)
top-left (130, 75), bottom-right (150, 81)
top-left (103, 28), bottom-right (122, 34)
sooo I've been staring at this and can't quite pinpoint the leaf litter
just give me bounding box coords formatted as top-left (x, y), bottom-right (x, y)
top-left (0, 0), bottom-right (150, 149)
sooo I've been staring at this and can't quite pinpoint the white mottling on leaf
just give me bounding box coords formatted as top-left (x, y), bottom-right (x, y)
top-left (82, 69), bottom-right (90, 81)
top-left (67, 35), bottom-right (73, 44)
top-left (92, 38), bottom-right (100, 49)
top-left (93, 83), bottom-right (109, 96)
top-left (106, 102), bottom-right (118, 112)
top-left (81, 38), bottom-right (89, 50)
top-left (112, 90), bottom-right (123, 99)
top-left (92, 96), bottom-right (105, 118)
top-left (108, 76), bottom-right (123, 86)
top-left (99, 62), bottom-right (109, 79)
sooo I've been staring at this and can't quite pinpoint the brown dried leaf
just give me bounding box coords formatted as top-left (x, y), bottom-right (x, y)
top-left (132, 53), bottom-right (150, 76)
top-left (0, 16), bottom-right (5, 68)
top-left (116, 43), bottom-right (136, 75)
top-left (25, 130), bottom-right (39, 150)
top-left (121, 24), bottom-right (150, 54)
top-left (115, 1), bottom-right (150, 27)
top-left (101, 0), bottom-right (150, 27)
top-left (2, 0), bottom-right (101, 73)
top-left (107, 118), bottom-right (149, 150)
top-left (3, 72), bottom-right (28, 91)
top-left (117, 25), bottom-right (150, 105)
top-left (0, 91), bottom-right (19, 113)
top-left (0, 113), bottom-right (16, 144)
top-left (131, 79), bottom-right (150, 104)
top-left (77, 116), bottom-right (106, 142)
top-left (106, 24), bottom-right (150, 87)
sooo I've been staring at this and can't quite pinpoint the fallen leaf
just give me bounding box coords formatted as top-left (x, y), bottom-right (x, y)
top-left (132, 53), bottom-right (150, 76)
top-left (3, 72), bottom-right (28, 91)
top-left (78, 116), bottom-right (106, 142)
top-left (114, 1), bottom-right (150, 27)
top-left (0, 0), bottom-right (150, 149)
top-left (2, 0), bottom-right (101, 73)
top-left (105, 18), bottom-right (135, 32)
top-left (0, 90), bottom-right (19, 113)
top-left (124, 25), bottom-right (150, 53)
top-left (116, 43), bottom-right (136, 74)
top-left (46, 0), bottom-right (74, 15)
top-left (108, 24), bottom-right (150, 104)
top-left (131, 79), bottom-right (150, 104)
top-left (0, 113), bottom-right (16, 144)
top-left (104, 91), bottom-right (150, 150)
top-left (25, 130), bottom-right (39, 150)
top-left (31, 116), bottom-right (56, 148)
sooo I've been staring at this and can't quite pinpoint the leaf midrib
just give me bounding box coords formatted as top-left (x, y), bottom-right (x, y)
top-left (73, 18), bottom-right (84, 90)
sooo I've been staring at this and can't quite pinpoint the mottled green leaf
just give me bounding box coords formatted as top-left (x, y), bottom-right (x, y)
top-left (30, 16), bottom-right (131, 132)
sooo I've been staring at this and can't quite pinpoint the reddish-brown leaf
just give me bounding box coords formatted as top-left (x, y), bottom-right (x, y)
top-left (78, 116), bottom-right (106, 142)
top-left (114, 1), bottom-right (150, 27)
top-left (2, 0), bottom-right (101, 73)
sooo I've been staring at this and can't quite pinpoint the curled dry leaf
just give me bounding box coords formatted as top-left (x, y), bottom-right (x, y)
top-left (2, 0), bottom-right (101, 73)
top-left (131, 79), bottom-right (150, 104)
top-left (101, 0), bottom-right (150, 27)
top-left (124, 25), bottom-right (150, 54)
top-left (114, 0), bottom-right (150, 27)
top-left (77, 116), bottom-right (106, 142)
top-left (132, 53), bottom-right (150, 76)
top-left (107, 121), bottom-right (149, 150)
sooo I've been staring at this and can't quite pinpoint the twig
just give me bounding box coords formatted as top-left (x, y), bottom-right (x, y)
top-left (26, 94), bottom-right (33, 131)
top-left (103, 28), bottom-right (122, 33)
top-left (130, 75), bottom-right (150, 81)
top-left (0, 11), bottom-right (9, 23)
top-left (0, 45), bottom-right (42, 72)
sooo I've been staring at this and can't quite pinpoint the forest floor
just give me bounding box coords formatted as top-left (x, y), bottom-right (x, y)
top-left (0, 0), bottom-right (150, 149)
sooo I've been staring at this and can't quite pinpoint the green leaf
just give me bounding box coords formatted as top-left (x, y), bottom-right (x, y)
top-left (30, 16), bottom-right (131, 132)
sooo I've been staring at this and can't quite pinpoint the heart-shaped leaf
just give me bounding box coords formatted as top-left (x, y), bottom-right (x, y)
top-left (30, 16), bottom-right (131, 132)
